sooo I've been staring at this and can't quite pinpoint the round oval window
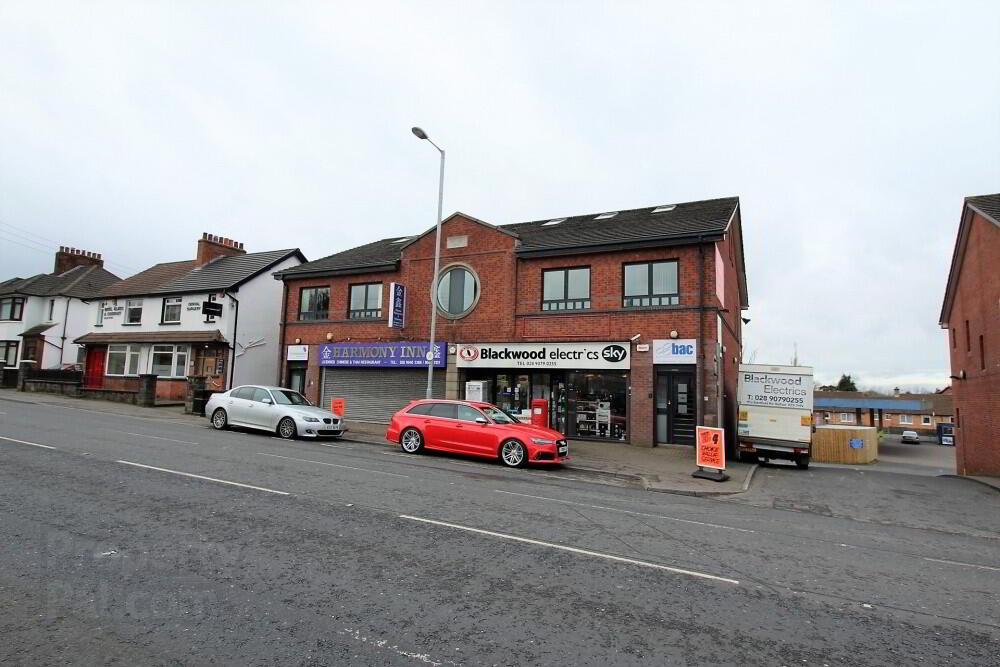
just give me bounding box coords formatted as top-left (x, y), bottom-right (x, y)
top-left (436, 266), bottom-right (479, 318)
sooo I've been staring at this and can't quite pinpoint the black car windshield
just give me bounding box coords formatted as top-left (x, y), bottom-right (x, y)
top-left (271, 390), bottom-right (310, 406)
top-left (482, 406), bottom-right (516, 424)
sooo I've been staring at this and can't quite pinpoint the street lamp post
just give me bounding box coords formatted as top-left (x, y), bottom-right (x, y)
top-left (412, 126), bottom-right (445, 399)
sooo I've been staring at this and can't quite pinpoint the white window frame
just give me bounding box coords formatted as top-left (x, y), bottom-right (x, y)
top-left (95, 300), bottom-right (105, 325)
top-left (839, 413), bottom-right (852, 423)
top-left (921, 415), bottom-right (932, 426)
top-left (106, 344), bottom-right (141, 376)
top-left (899, 414), bottom-right (913, 425)
top-left (161, 297), bottom-right (182, 324)
top-left (125, 299), bottom-right (143, 325)
top-left (151, 344), bottom-right (189, 378)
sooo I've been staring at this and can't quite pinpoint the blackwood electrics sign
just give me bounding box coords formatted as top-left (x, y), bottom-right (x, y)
top-left (456, 342), bottom-right (630, 370)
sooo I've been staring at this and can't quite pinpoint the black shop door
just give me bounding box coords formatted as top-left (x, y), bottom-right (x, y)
top-left (655, 371), bottom-right (696, 446)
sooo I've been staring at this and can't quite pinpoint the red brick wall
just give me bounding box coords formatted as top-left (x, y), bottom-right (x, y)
top-left (947, 209), bottom-right (1000, 475)
top-left (281, 213), bottom-right (747, 445)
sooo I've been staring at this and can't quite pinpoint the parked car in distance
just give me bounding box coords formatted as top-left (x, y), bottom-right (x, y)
top-left (900, 430), bottom-right (921, 444)
top-left (207, 385), bottom-right (347, 439)
top-left (386, 399), bottom-right (569, 468)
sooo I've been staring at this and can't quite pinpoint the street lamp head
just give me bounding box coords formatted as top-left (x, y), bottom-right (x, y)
top-left (411, 126), bottom-right (428, 140)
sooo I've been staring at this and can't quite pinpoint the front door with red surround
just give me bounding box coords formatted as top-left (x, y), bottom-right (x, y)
top-left (84, 346), bottom-right (106, 388)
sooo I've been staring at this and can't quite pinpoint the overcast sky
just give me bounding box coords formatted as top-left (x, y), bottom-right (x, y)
top-left (2, 1), bottom-right (998, 390)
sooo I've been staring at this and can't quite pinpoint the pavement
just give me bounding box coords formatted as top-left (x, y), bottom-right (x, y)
top-left (0, 389), bottom-right (755, 497)
top-left (2, 390), bottom-right (999, 665)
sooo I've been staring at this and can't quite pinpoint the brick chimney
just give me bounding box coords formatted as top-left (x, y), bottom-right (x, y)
top-left (196, 233), bottom-right (246, 265)
top-left (54, 246), bottom-right (104, 274)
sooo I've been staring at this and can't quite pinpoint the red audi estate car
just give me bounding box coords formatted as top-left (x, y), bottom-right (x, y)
top-left (386, 399), bottom-right (569, 467)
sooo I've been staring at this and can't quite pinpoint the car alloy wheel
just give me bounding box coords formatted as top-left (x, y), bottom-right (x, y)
top-left (401, 428), bottom-right (423, 454)
top-left (278, 417), bottom-right (297, 440)
top-left (211, 409), bottom-right (228, 430)
top-left (500, 439), bottom-right (526, 468)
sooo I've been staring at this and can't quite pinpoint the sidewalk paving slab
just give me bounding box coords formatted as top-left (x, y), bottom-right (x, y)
top-left (0, 389), bottom-right (754, 496)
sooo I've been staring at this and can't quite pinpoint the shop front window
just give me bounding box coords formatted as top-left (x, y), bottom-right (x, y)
top-left (152, 344), bottom-right (189, 378)
top-left (567, 371), bottom-right (628, 441)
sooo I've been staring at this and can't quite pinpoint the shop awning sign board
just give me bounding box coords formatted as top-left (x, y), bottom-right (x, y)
top-left (652, 339), bottom-right (697, 364)
top-left (286, 345), bottom-right (308, 361)
top-left (319, 341), bottom-right (446, 368)
top-left (456, 342), bottom-right (630, 369)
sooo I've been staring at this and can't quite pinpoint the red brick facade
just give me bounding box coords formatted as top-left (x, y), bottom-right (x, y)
top-left (943, 204), bottom-right (1000, 476)
top-left (281, 211), bottom-right (748, 448)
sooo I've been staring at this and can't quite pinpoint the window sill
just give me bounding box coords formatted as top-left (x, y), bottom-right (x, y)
top-left (121, 323), bottom-right (141, 326)
top-left (159, 322), bottom-right (182, 326)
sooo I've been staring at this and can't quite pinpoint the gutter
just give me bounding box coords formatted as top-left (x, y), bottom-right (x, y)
top-left (697, 235), bottom-right (705, 429)
top-left (225, 291), bottom-right (239, 390)
top-left (276, 282), bottom-right (289, 385)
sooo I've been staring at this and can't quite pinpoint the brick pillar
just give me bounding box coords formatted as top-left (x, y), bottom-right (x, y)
top-left (137, 374), bottom-right (157, 407)
top-left (306, 345), bottom-right (321, 406)
top-left (185, 375), bottom-right (206, 414)
top-left (630, 352), bottom-right (654, 447)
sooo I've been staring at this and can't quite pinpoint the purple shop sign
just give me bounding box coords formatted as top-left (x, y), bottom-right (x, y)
top-left (318, 342), bottom-right (447, 368)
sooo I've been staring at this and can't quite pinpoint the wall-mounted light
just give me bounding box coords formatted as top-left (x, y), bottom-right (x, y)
top-left (326, 332), bottom-right (333, 341)
top-left (294, 338), bottom-right (301, 344)
top-left (742, 317), bottom-right (751, 325)
top-left (669, 330), bottom-right (679, 339)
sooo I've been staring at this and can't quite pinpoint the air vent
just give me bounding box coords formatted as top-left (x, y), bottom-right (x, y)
top-left (594, 212), bottom-right (618, 220)
top-left (652, 205), bottom-right (676, 213)
top-left (542, 218), bottom-right (566, 226)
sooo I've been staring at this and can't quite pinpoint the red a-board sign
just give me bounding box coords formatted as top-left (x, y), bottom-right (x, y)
top-left (330, 397), bottom-right (346, 417)
top-left (696, 426), bottom-right (726, 470)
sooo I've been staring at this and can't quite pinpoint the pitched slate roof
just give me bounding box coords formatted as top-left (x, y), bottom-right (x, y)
top-left (273, 237), bottom-right (407, 278)
top-left (0, 264), bottom-right (121, 299)
top-left (505, 197), bottom-right (739, 255)
top-left (99, 260), bottom-right (198, 298)
top-left (99, 249), bottom-right (305, 298)
top-left (939, 193), bottom-right (1000, 325)
top-left (966, 193), bottom-right (1000, 224)
top-left (150, 249), bottom-right (303, 294)
top-left (276, 197), bottom-right (741, 278)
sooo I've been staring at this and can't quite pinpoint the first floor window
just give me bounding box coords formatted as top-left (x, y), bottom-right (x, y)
top-left (152, 344), bottom-right (189, 378)
top-left (1, 340), bottom-right (18, 366)
top-left (623, 260), bottom-right (679, 308)
top-left (839, 413), bottom-right (852, 422)
top-left (125, 299), bottom-right (143, 324)
top-left (348, 283), bottom-right (383, 319)
top-left (900, 414), bottom-right (913, 425)
top-left (921, 415), bottom-right (932, 426)
top-left (106, 344), bottom-right (141, 376)
top-left (95, 300), bottom-right (105, 325)
top-left (0, 297), bottom-right (25, 321)
top-left (299, 287), bottom-right (330, 320)
top-left (542, 267), bottom-right (591, 311)
top-left (161, 297), bottom-right (182, 323)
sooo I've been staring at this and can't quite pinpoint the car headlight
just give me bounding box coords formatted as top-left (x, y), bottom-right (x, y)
top-left (531, 437), bottom-right (555, 445)
top-left (302, 416), bottom-right (321, 422)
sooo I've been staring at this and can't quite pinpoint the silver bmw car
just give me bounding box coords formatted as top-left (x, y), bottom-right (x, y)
top-left (206, 385), bottom-right (347, 439)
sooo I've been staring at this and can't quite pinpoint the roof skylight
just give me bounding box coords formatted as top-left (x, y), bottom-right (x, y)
top-left (652, 205), bottom-right (676, 213)
top-left (391, 237), bottom-right (413, 243)
top-left (542, 218), bottom-right (566, 226)
top-left (594, 212), bottom-right (618, 220)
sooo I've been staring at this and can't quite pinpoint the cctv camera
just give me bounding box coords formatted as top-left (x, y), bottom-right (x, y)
top-left (630, 334), bottom-right (641, 342)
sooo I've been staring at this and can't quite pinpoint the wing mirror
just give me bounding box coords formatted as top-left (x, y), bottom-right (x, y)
top-left (475, 417), bottom-right (489, 425)
top-left (262, 398), bottom-right (273, 405)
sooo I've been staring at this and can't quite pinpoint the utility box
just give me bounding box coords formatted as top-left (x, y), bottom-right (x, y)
top-left (937, 422), bottom-right (955, 446)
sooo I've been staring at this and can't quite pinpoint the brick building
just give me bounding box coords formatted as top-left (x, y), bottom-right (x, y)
top-left (813, 390), bottom-right (952, 433)
top-left (274, 197), bottom-right (749, 449)
top-left (939, 193), bottom-right (1000, 476)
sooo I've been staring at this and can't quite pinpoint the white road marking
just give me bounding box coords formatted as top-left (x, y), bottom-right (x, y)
top-left (123, 432), bottom-right (200, 445)
top-left (116, 460), bottom-right (289, 495)
top-left (257, 453), bottom-right (409, 478)
top-left (399, 514), bottom-right (740, 584)
top-left (495, 489), bottom-right (755, 533)
top-left (923, 557), bottom-right (1000, 572)
top-left (0, 436), bottom-right (56, 450)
